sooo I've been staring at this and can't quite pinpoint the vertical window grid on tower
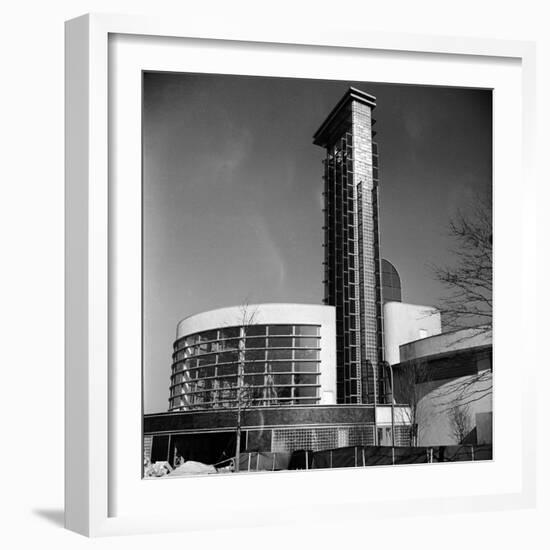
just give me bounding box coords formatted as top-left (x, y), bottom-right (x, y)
top-left (372, 141), bottom-right (384, 366)
top-left (353, 101), bottom-right (382, 404)
top-left (316, 90), bottom-right (383, 406)
top-left (322, 131), bottom-right (362, 404)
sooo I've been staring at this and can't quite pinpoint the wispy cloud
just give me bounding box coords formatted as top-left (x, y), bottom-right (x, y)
top-left (246, 213), bottom-right (287, 290)
top-left (211, 129), bottom-right (253, 177)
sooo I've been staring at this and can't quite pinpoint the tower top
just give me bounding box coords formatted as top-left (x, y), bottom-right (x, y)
top-left (313, 87), bottom-right (376, 148)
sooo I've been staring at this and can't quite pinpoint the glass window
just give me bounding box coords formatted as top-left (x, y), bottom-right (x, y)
top-left (274, 374), bottom-right (292, 385)
top-left (218, 364), bottom-right (238, 376)
top-left (200, 330), bottom-right (217, 342)
top-left (269, 325), bottom-right (293, 336)
top-left (267, 349), bottom-right (292, 360)
top-left (220, 327), bottom-right (240, 339)
top-left (245, 349), bottom-right (265, 361)
top-left (198, 366), bottom-right (215, 378)
top-left (269, 337), bottom-right (292, 348)
top-left (244, 375), bottom-right (264, 386)
top-left (294, 374), bottom-right (318, 385)
top-left (294, 386), bottom-right (317, 398)
top-left (217, 351), bottom-right (238, 364)
top-left (198, 355), bottom-right (215, 366)
top-left (185, 358), bottom-right (197, 369)
top-left (245, 337), bottom-right (266, 349)
top-left (219, 377), bottom-right (237, 388)
top-left (174, 323), bottom-right (325, 410)
top-left (218, 338), bottom-right (240, 351)
top-left (295, 325), bottom-right (319, 336)
top-left (276, 386), bottom-right (292, 399)
top-left (294, 337), bottom-right (319, 348)
top-left (197, 342), bottom-right (217, 354)
top-left (293, 361), bottom-right (318, 373)
top-left (245, 325), bottom-right (266, 337)
top-left (268, 361), bottom-right (292, 373)
top-left (244, 362), bottom-right (265, 374)
top-left (219, 388), bottom-right (236, 400)
top-left (294, 349), bottom-right (319, 360)
top-left (184, 335), bottom-right (197, 347)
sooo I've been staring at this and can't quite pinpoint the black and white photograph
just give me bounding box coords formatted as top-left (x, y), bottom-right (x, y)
top-left (142, 72), bottom-right (493, 477)
top-left (4, 0), bottom-right (547, 545)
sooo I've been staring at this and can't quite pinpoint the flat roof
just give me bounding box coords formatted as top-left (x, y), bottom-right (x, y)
top-left (313, 87), bottom-right (376, 147)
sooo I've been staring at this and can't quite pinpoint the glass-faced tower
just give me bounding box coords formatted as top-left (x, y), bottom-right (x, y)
top-left (313, 87), bottom-right (384, 404)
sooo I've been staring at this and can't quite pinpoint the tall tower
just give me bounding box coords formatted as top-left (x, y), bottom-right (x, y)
top-left (313, 87), bottom-right (384, 404)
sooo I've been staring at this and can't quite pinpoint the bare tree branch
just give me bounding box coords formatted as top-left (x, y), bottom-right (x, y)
top-left (448, 404), bottom-right (472, 444)
top-left (430, 193), bottom-right (492, 333)
top-left (393, 359), bottom-right (432, 446)
top-left (426, 193), bottom-right (493, 408)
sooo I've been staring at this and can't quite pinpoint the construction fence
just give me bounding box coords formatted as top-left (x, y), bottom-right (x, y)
top-left (237, 444), bottom-right (493, 472)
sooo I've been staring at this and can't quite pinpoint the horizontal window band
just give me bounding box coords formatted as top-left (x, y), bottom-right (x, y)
top-left (171, 367), bottom-right (321, 378)
top-left (173, 340), bottom-right (322, 357)
top-left (169, 396), bottom-right (322, 408)
top-left (174, 325), bottom-right (322, 348)
top-left (171, 356), bottom-right (321, 369)
top-left (169, 380), bottom-right (321, 392)
top-left (173, 347), bottom-right (322, 360)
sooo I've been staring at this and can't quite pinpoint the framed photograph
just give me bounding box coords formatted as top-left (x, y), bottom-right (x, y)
top-left (65, 13), bottom-right (536, 536)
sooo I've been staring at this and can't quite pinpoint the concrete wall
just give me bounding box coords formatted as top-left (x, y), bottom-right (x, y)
top-left (383, 302), bottom-right (441, 365)
top-left (476, 411), bottom-right (493, 444)
top-left (415, 370), bottom-right (493, 446)
top-left (176, 303), bottom-right (337, 404)
top-left (400, 326), bottom-right (491, 362)
top-left (144, 404), bottom-right (413, 462)
top-left (393, 328), bottom-right (493, 446)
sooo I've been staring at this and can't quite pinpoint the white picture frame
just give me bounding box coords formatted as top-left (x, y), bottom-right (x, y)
top-left (65, 13), bottom-right (537, 537)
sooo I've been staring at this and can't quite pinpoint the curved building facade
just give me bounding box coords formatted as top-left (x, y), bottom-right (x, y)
top-left (143, 303), bottom-right (411, 465)
top-left (169, 304), bottom-right (337, 411)
top-left (394, 327), bottom-right (492, 447)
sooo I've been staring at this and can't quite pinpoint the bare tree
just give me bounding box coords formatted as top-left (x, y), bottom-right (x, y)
top-left (392, 359), bottom-right (431, 446)
top-left (233, 302), bottom-right (259, 472)
top-left (429, 193), bottom-right (493, 407)
top-left (432, 194), bottom-right (492, 332)
top-left (431, 366), bottom-right (493, 410)
top-left (448, 403), bottom-right (472, 444)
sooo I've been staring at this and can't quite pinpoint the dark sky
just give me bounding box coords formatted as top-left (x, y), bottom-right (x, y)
top-left (143, 72), bottom-right (492, 414)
